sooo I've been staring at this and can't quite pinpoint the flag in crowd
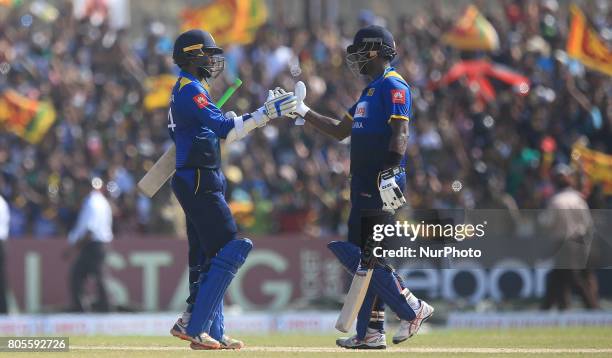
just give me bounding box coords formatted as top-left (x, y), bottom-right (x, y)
top-left (442, 5), bottom-right (500, 51)
top-left (0, 0), bottom-right (21, 8)
top-left (143, 74), bottom-right (177, 111)
top-left (0, 89), bottom-right (56, 144)
top-left (432, 59), bottom-right (529, 103)
top-left (572, 142), bottom-right (612, 194)
top-left (566, 4), bottom-right (612, 76)
top-left (181, 0), bottom-right (267, 46)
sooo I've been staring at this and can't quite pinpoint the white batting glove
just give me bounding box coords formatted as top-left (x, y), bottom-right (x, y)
top-left (378, 166), bottom-right (407, 214)
top-left (224, 111), bottom-right (237, 119)
top-left (285, 81), bottom-right (309, 125)
top-left (264, 89), bottom-right (297, 119)
top-left (252, 90), bottom-right (276, 127)
top-left (293, 81), bottom-right (310, 117)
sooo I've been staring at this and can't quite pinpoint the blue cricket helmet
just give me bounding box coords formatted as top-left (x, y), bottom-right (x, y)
top-left (346, 25), bottom-right (397, 76)
top-left (173, 29), bottom-right (224, 78)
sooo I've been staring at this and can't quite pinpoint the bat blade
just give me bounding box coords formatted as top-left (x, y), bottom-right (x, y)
top-left (137, 145), bottom-right (176, 198)
top-left (335, 268), bottom-right (373, 333)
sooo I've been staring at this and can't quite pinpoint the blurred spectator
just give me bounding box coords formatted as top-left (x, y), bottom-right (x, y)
top-left (0, 194), bottom-right (8, 313)
top-left (0, 1), bottom-right (610, 239)
top-left (541, 164), bottom-right (599, 310)
top-left (64, 177), bottom-right (113, 312)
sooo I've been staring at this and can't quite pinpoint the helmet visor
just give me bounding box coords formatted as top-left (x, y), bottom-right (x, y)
top-left (345, 41), bottom-right (380, 76)
top-left (187, 48), bottom-right (225, 78)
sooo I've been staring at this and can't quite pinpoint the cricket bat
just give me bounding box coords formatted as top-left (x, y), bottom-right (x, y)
top-left (335, 267), bottom-right (373, 332)
top-left (137, 78), bottom-right (242, 197)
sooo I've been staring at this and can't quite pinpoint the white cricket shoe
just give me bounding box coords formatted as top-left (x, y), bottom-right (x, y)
top-left (169, 318), bottom-right (190, 341)
top-left (218, 335), bottom-right (245, 350)
top-left (392, 300), bottom-right (434, 344)
top-left (336, 329), bottom-right (387, 350)
top-left (170, 318), bottom-right (221, 350)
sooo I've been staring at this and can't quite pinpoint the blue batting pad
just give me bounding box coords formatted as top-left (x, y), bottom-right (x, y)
top-left (209, 298), bottom-right (224, 340)
top-left (327, 241), bottom-right (360, 273)
top-left (328, 240), bottom-right (415, 322)
top-left (330, 241), bottom-right (384, 338)
top-left (356, 286), bottom-right (376, 338)
top-left (370, 266), bottom-right (415, 321)
top-left (186, 238), bottom-right (252, 337)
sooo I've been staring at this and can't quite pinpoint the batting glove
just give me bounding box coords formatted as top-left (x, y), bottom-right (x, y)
top-left (252, 90), bottom-right (276, 127)
top-left (264, 89), bottom-right (297, 119)
top-left (378, 166), bottom-right (407, 214)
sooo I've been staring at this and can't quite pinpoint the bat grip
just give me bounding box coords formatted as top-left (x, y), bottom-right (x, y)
top-left (215, 78), bottom-right (243, 108)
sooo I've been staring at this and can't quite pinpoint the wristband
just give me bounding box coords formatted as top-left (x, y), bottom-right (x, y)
top-left (383, 151), bottom-right (403, 168)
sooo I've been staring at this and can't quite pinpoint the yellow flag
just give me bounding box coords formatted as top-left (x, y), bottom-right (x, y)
top-left (442, 5), bottom-right (500, 51)
top-left (572, 143), bottom-right (612, 194)
top-left (567, 4), bottom-right (612, 76)
top-left (143, 74), bottom-right (176, 112)
top-left (0, 90), bottom-right (56, 144)
top-left (181, 0), bottom-right (267, 46)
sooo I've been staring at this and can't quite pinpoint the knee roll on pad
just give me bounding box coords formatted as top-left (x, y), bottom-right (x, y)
top-left (327, 241), bottom-right (360, 274)
top-left (186, 238), bottom-right (252, 336)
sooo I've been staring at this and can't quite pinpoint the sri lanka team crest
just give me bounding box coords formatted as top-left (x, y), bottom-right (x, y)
top-left (193, 93), bottom-right (208, 108)
top-left (391, 89), bottom-right (406, 104)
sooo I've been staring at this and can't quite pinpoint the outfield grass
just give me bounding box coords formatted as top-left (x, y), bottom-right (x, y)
top-left (7, 327), bottom-right (612, 357)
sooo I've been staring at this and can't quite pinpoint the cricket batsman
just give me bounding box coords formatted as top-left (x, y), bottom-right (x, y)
top-left (166, 29), bottom-right (297, 350)
top-left (291, 25), bottom-right (434, 349)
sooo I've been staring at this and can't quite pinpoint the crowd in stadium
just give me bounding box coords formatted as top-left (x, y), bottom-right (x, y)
top-left (0, 0), bottom-right (610, 239)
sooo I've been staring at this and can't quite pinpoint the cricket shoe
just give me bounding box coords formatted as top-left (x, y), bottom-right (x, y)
top-left (218, 335), bottom-right (245, 350)
top-left (392, 300), bottom-right (434, 344)
top-left (169, 318), bottom-right (190, 341)
top-left (336, 329), bottom-right (387, 350)
top-left (170, 318), bottom-right (221, 349)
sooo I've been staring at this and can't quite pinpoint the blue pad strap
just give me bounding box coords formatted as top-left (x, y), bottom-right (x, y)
top-left (186, 238), bottom-right (252, 337)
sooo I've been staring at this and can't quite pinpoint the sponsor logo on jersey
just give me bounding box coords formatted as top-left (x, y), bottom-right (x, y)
top-left (352, 121), bottom-right (364, 129)
top-left (391, 89), bottom-right (406, 104)
top-left (367, 88), bottom-right (375, 96)
top-left (193, 93), bottom-right (208, 108)
top-left (354, 101), bottom-right (368, 118)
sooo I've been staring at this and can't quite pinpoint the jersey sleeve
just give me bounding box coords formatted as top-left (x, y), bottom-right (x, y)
top-left (181, 84), bottom-right (235, 138)
top-left (382, 77), bottom-right (411, 123)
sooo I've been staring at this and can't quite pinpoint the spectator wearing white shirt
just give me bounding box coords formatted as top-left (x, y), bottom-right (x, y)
top-left (65, 178), bottom-right (113, 312)
top-left (541, 164), bottom-right (599, 310)
top-left (0, 194), bottom-right (9, 314)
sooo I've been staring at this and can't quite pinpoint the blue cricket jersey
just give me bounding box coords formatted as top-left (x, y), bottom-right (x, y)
top-left (168, 70), bottom-right (235, 191)
top-left (346, 67), bottom-right (411, 191)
